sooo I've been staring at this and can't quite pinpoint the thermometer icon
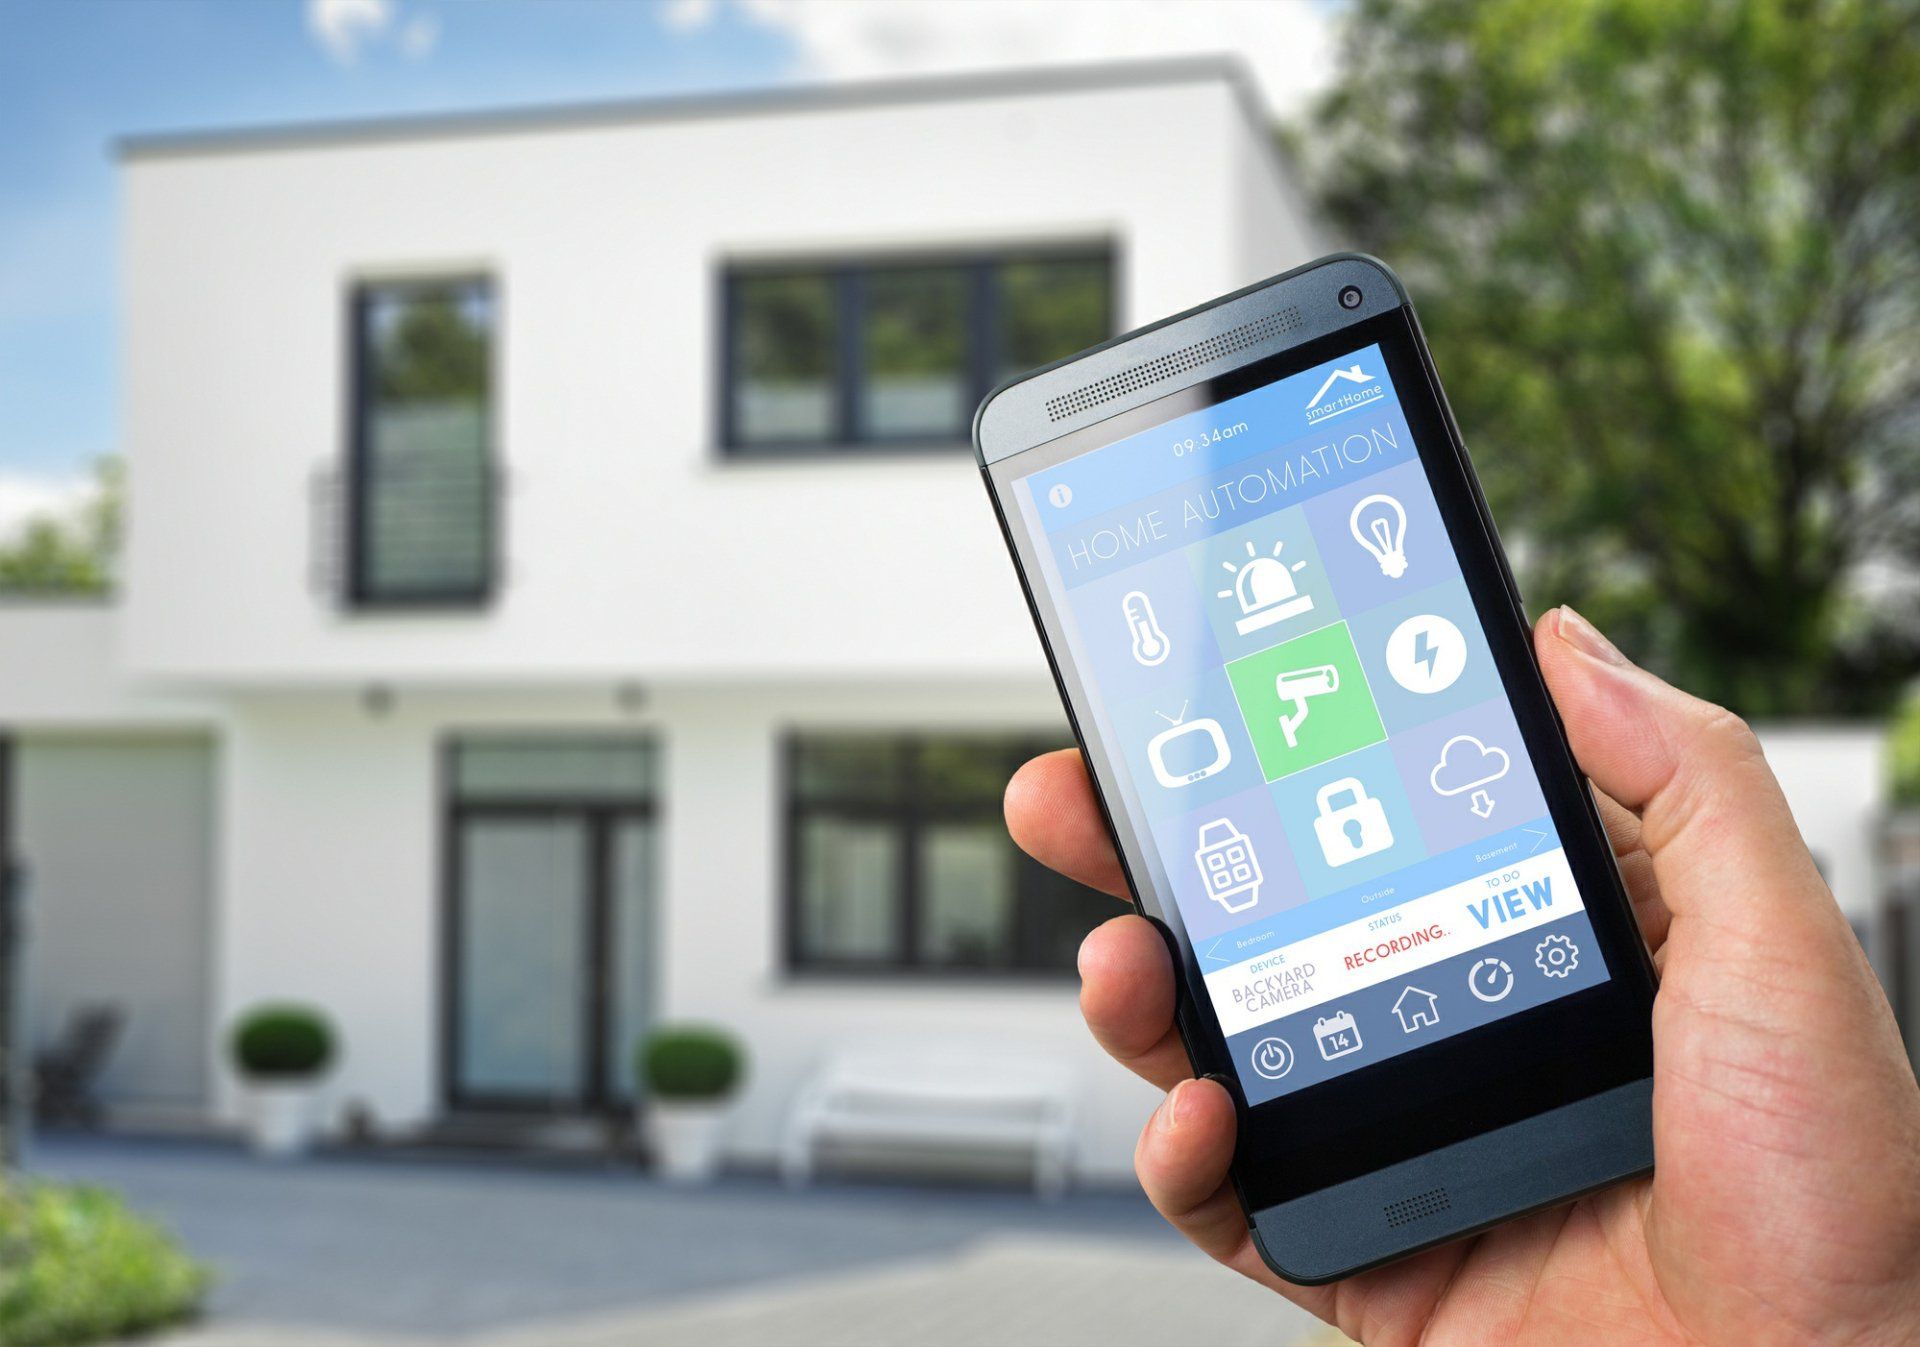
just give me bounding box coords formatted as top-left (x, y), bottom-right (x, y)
top-left (1122, 590), bottom-right (1171, 667)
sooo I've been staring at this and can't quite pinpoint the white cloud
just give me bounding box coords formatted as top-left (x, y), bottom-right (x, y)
top-left (307, 0), bottom-right (393, 64)
top-left (706, 0), bottom-right (1337, 115)
top-left (660, 0), bottom-right (718, 33)
top-left (307, 0), bottom-right (443, 65)
top-left (399, 12), bottom-right (441, 60)
top-left (0, 471), bottom-right (90, 544)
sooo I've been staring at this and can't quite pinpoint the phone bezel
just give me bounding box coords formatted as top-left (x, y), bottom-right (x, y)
top-left (976, 256), bottom-right (1656, 1218)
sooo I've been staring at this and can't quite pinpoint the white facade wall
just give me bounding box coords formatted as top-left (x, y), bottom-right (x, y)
top-left (1754, 726), bottom-right (1886, 925)
top-left (209, 680), bottom-right (1154, 1178)
top-left (0, 604), bottom-right (210, 729)
top-left (114, 69), bottom-right (1297, 1177)
top-left (122, 69), bottom-right (1300, 688)
top-left (1231, 93), bottom-right (1323, 282)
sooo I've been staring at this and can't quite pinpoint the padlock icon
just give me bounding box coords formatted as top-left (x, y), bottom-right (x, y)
top-left (1312, 776), bottom-right (1394, 867)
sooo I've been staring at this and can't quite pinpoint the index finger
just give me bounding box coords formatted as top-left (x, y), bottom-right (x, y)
top-left (1005, 748), bottom-right (1130, 901)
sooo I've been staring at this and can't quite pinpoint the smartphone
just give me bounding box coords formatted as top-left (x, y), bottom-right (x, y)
top-left (976, 254), bottom-right (1657, 1282)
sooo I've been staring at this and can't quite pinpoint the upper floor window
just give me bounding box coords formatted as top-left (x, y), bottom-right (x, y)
top-left (784, 734), bottom-right (1114, 976)
top-left (722, 248), bottom-right (1114, 455)
top-left (349, 277), bottom-right (494, 607)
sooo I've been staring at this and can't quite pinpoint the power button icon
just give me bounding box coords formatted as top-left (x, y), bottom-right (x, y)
top-left (1250, 1036), bottom-right (1295, 1081)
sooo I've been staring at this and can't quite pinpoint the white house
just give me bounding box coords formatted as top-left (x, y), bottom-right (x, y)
top-left (0, 61), bottom-right (1317, 1179)
top-left (0, 60), bottom-right (1890, 1181)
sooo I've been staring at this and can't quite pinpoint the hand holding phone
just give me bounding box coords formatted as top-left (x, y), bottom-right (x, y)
top-left (1008, 607), bottom-right (1920, 1345)
top-left (977, 257), bottom-right (1920, 1319)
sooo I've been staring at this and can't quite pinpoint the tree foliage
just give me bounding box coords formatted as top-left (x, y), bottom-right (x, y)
top-left (1300, 0), bottom-right (1920, 716)
top-left (372, 288), bottom-right (489, 403)
top-left (0, 460), bottom-right (122, 596)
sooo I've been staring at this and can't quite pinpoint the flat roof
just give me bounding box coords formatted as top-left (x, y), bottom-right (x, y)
top-left (119, 56), bottom-right (1268, 161)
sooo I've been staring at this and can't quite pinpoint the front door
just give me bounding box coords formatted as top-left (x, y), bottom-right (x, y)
top-left (443, 740), bottom-right (656, 1113)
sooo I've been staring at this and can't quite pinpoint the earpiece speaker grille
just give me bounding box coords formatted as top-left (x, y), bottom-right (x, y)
top-left (1044, 306), bottom-right (1303, 422)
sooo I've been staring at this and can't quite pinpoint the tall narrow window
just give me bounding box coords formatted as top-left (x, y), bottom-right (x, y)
top-left (350, 278), bottom-right (494, 606)
top-left (722, 248), bottom-right (1113, 454)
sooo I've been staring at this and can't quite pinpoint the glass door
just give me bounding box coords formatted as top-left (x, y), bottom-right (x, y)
top-left (443, 738), bottom-right (657, 1113)
top-left (605, 817), bottom-right (655, 1103)
top-left (453, 814), bottom-right (591, 1106)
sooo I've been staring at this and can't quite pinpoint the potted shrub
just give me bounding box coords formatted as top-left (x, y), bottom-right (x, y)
top-left (639, 1025), bottom-right (744, 1183)
top-left (229, 1004), bottom-right (335, 1158)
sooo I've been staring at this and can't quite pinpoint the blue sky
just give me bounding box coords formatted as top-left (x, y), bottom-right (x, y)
top-left (0, 0), bottom-right (1334, 521)
top-left (0, 0), bottom-right (793, 499)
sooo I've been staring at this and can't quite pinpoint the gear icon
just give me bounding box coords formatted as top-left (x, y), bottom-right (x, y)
top-left (1534, 933), bottom-right (1579, 979)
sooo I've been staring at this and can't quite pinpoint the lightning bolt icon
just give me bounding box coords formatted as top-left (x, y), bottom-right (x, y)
top-left (1412, 628), bottom-right (1439, 678)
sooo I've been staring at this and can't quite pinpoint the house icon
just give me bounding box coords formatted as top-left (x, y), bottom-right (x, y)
top-left (1305, 364), bottom-right (1374, 410)
top-left (1392, 986), bottom-right (1440, 1033)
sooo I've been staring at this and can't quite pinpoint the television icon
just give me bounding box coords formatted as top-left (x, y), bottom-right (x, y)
top-left (1147, 715), bottom-right (1232, 789)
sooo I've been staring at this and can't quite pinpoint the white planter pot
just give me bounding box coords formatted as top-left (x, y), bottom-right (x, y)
top-left (244, 1081), bottom-right (319, 1158)
top-left (646, 1101), bottom-right (729, 1183)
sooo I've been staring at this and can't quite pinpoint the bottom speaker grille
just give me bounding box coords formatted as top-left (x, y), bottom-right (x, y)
top-left (1383, 1186), bottom-right (1452, 1228)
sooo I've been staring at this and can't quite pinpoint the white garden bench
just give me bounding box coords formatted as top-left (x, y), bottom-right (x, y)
top-left (780, 1047), bottom-right (1079, 1199)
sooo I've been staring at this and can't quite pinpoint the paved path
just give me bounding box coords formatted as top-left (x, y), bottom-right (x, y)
top-left (152, 1239), bottom-right (1342, 1347)
top-left (33, 1137), bottom-right (1332, 1346)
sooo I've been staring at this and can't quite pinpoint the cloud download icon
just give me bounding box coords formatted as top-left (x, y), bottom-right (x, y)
top-left (1430, 734), bottom-right (1512, 819)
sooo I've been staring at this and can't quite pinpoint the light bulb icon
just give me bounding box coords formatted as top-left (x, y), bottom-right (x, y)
top-left (1349, 494), bottom-right (1409, 579)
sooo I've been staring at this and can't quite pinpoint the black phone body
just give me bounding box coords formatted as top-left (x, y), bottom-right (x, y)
top-left (976, 254), bottom-right (1657, 1282)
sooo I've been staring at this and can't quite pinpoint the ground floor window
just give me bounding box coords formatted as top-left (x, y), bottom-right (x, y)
top-left (784, 735), bottom-right (1113, 975)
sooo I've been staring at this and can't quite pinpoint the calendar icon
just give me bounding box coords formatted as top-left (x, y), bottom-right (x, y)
top-left (1314, 1010), bottom-right (1363, 1061)
top-left (1193, 819), bottom-right (1263, 914)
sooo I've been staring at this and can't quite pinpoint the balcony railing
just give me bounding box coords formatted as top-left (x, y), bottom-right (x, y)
top-left (310, 462), bottom-right (507, 609)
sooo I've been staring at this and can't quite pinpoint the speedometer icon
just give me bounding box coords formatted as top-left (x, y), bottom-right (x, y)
top-left (1250, 1036), bottom-right (1295, 1080)
top-left (1468, 956), bottom-right (1516, 1003)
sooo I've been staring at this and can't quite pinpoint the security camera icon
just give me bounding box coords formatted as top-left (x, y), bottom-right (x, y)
top-left (1273, 664), bottom-right (1340, 748)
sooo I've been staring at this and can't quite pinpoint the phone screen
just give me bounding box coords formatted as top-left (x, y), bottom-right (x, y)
top-left (1001, 342), bottom-right (1612, 1106)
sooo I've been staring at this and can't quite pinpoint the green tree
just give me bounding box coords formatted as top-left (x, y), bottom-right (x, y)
top-left (0, 459), bottom-right (122, 596)
top-left (1300, 0), bottom-right (1920, 716)
top-left (373, 289), bottom-right (489, 403)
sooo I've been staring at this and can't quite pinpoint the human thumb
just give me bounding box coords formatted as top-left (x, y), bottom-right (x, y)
top-left (1534, 604), bottom-right (1840, 943)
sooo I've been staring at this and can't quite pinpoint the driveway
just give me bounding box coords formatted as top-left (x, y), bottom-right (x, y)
top-left (30, 1137), bottom-right (1333, 1346)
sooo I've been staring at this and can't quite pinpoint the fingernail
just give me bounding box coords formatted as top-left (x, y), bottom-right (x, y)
top-left (1076, 929), bottom-right (1095, 980)
top-left (1555, 605), bottom-right (1629, 667)
top-left (1161, 1079), bottom-right (1198, 1132)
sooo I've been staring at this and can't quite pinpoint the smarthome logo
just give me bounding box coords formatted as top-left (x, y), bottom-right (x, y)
top-left (1304, 364), bottom-right (1384, 425)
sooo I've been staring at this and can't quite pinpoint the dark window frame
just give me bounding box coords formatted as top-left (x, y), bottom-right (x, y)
top-left (717, 245), bottom-right (1117, 458)
top-left (780, 733), bottom-right (1107, 980)
top-left (436, 734), bottom-right (660, 1116)
top-left (345, 274), bottom-right (499, 610)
